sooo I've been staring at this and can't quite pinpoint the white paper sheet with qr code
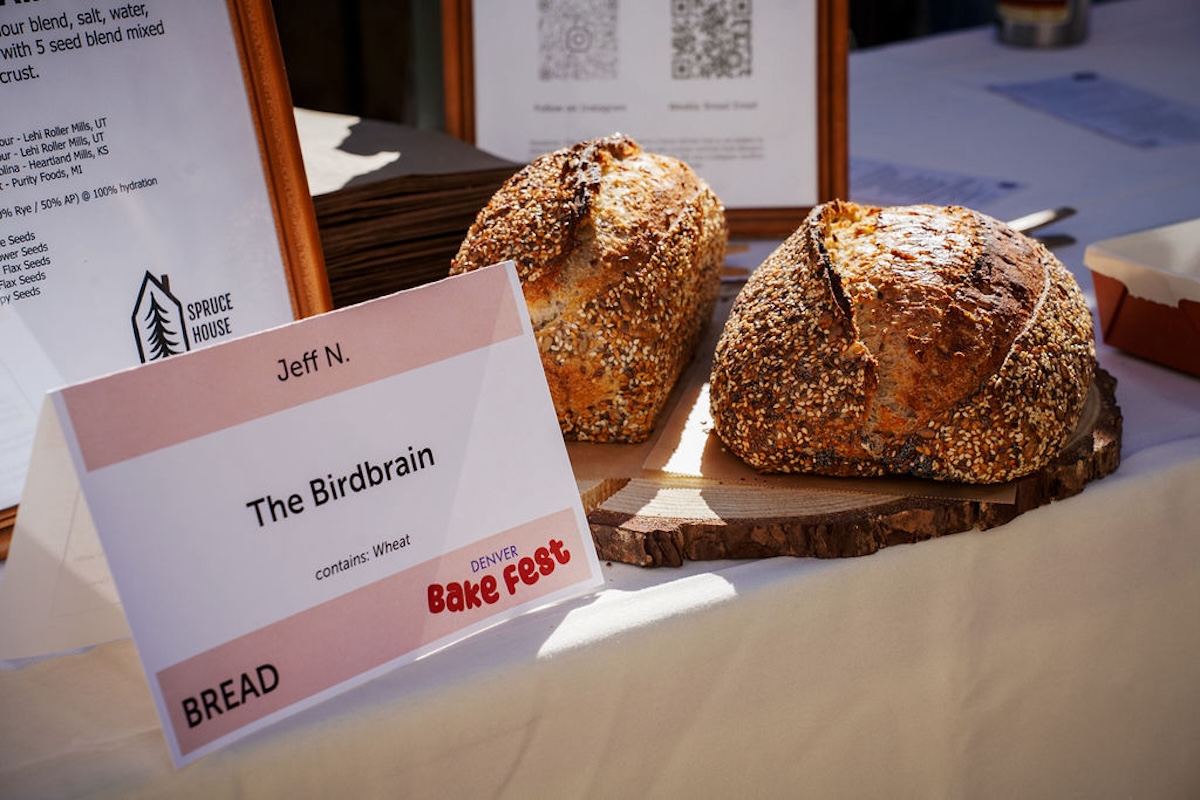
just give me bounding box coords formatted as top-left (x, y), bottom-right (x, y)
top-left (470, 0), bottom-right (819, 210)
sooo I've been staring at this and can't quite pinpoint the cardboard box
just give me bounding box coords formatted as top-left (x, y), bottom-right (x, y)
top-left (1084, 218), bottom-right (1200, 377)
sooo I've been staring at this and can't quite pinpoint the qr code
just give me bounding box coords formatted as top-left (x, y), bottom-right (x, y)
top-left (538, 0), bottom-right (619, 81)
top-left (671, 0), bottom-right (753, 80)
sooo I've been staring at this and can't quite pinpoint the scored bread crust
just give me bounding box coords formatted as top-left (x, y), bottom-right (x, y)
top-left (451, 134), bottom-right (727, 442)
top-left (709, 200), bottom-right (1096, 483)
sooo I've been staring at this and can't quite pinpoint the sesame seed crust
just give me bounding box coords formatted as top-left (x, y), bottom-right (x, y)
top-left (709, 200), bottom-right (1095, 483)
top-left (450, 134), bottom-right (728, 442)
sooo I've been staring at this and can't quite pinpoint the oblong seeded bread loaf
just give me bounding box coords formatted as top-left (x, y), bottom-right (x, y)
top-left (709, 200), bottom-right (1095, 483)
top-left (451, 134), bottom-right (727, 443)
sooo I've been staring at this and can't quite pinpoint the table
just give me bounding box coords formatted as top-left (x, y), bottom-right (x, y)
top-left (3, 0), bottom-right (1199, 796)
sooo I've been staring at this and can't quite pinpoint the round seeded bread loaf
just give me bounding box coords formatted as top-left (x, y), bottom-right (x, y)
top-left (709, 200), bottom-right (1095, 483)
top-left (451, 134), bottom-right (727, 443)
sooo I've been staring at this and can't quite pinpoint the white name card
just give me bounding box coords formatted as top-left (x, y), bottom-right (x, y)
top-left (48, 263), bottom-right (602, 766)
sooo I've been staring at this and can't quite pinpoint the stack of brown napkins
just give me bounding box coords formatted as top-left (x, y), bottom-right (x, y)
top-left (296, 109), bottom-right (521, 308)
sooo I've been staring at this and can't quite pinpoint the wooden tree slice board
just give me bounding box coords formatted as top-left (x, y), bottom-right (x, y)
top-left (580, 367), bottom-right (1122, 568)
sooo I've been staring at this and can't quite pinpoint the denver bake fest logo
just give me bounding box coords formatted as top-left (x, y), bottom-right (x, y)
top-left (131, 271), bottom-right (234, 363)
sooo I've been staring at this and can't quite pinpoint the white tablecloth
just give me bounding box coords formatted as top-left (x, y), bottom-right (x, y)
top-left (3, 0), bottom-right (1199, 796)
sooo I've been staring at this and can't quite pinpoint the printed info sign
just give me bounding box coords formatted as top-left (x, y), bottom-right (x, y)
top-left (470, 0), bottom-right (819, 210)
top-left (50, 264), bottom-right (603, 766)
top-left (0, 0), bottom-right (305, 513)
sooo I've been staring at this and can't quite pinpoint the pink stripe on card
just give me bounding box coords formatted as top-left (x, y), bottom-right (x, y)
top-left (158, 507), bottom-right (589, 757)
top-left (61, 265), bottom-right (524, 472)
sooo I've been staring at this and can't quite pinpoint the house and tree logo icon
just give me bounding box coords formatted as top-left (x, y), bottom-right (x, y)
top-left (131, 271), bottom-right (190, 363)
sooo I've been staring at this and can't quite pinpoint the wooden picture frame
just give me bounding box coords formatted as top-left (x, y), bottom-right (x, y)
top-left (441, 0), bottom-right (848, 239)
top-left (226, 0), bottom-right (332, 321)
top-left (0, 0), bottom-right (331, 556)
